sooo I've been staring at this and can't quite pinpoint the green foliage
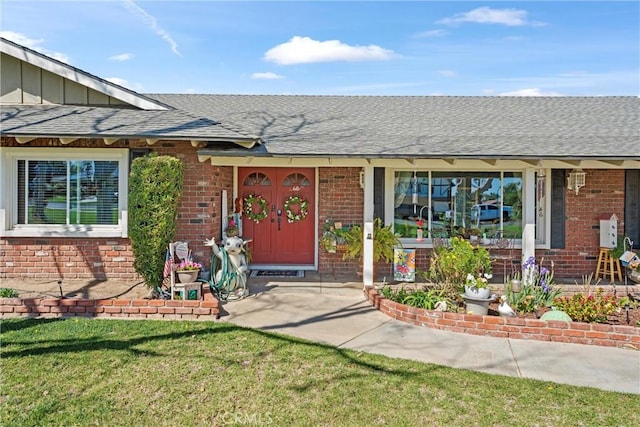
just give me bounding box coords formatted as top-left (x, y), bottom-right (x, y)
top-left (608, 236), bottom-right (626, 259)
top-left (342, 218), bottom-right (401, 263)
top-left (553, 289), bottom-right (623, 323)
top-left (427, 237), bottom-right (492, 287)
top-left (379, 285), bottom-right (449, 310)
top-left (0, 288), bottom-right (19, 298)
top-left (129, 154), bottom-right (184, 288)
top-left (505, 257), bottom-right (561, 314)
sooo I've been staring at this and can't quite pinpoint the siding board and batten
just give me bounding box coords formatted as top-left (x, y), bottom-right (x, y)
top-left (0, 52), bottom-right (120, 106)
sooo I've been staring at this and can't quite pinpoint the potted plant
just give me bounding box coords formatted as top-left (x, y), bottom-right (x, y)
top-left (342, 218), bottom-right (401, 276)
top-left (468, 228), bottom-right (481, 243)
top-left (225, 217), bottom-right (239, 237)
top-left (175, 260), bottom-right (202, 283)
top-left (464, 271), bottom-right (492, 299)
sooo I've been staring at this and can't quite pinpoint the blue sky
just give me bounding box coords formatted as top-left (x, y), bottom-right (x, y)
top-left (1, 1), bottom-right (638, 96)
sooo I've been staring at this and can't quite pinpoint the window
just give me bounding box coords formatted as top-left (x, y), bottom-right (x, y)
top-left (1, 148), bottom-right (128, 237)
top-left (393, 171), bottom-right (523, 241)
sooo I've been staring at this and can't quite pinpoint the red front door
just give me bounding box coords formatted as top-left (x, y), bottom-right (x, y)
top-left (238, 167), bottom-right (315, 265)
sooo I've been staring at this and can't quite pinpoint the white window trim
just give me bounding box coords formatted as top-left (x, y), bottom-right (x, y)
top-left (386, 167), bottom-right (550, 249)
top-left (0, 147), bottom-right (129, 238)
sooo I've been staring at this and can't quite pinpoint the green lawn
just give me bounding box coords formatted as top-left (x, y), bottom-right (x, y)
top-left (1, 318), bottom-right (638, 426)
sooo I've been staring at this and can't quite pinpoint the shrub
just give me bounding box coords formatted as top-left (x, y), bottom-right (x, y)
top-left (379, 285), bottom-right (448, 310)
top-left (427, 237), bottom-right (492, 287)
top-left (0, 288), bottom-right (19, 298)
top-left (553, 289), bottom-right (621, 323)
top-left (129, 154), bottom-right (184, 288)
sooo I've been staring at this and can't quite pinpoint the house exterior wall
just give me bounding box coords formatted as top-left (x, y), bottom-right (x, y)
top-left (317, 167), bottom-right (365, 277)
top-left (542, 169), bottom-right (626, 278)
top-left (0, 137), bottom-right (632, 284)
top-left (0, 138), bottom-right (231, 281)
top-left (409, 169), bottom-right (627, 279)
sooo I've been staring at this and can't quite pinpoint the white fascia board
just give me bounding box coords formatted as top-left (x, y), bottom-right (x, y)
top-left (1, 39), bottom-right (169, 111)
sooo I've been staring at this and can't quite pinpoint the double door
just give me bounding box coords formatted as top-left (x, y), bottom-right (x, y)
top-left (238, 167), bottom-right (315, 265)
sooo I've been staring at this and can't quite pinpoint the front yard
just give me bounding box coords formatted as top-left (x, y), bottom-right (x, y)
top-left (2, 318), bottom-right (639, 426)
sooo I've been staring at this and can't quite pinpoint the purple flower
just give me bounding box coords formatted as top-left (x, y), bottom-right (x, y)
top-left (522, 256), bottom-right (536, 270)
top-left (540, 266), bottom-right (549, 276)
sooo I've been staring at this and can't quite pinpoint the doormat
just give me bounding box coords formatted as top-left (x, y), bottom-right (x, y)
top-left (250, 270), bottom-right (305, 278)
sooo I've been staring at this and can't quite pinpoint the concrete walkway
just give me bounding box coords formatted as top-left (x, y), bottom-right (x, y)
top-left (222, 278), bottom-right (640, 395)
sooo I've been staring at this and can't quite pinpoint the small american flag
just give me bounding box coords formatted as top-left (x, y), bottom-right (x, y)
top-left (162, 249), bottom-right (172, 278)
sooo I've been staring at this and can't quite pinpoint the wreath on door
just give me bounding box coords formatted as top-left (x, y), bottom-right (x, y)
top-left (244, 194), bottom-right (269, 223)
top-left (284, 195), bottom-right (309, 223)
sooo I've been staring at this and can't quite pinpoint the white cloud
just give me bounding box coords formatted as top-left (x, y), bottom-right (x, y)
top-left (105, 77), bottom-right (132, 88)
top-left (109, 53), bottom-right (134, 62)
top-left (413, 29), bottom-right (448, 39)
top-left (437, 70), bottom-right (457, 78)
top-left (251, 72), bottom-right (284, 80)
top-left (264, 36), bottom-right (395, 65)
top-left (499, 88), bottom-right (564, 97)
top-left (0, 31), bottom-right (70, 63)
top-left (437, 7), bottom-right (544, 27)
top-left (122, 0), bottom-right (181, 56)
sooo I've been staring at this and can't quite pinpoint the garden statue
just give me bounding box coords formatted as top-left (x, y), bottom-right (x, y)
top-left (204, 236), bottom-right (250, 300)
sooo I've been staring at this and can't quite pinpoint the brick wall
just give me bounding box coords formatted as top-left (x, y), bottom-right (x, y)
top-left (365, 287), bottom-right (639, 348)
top-left (0, 285), bottom-right (221, 320)
top-left (541, 169), bottom-right (626, 278)
top-left (317, 167), bottom-right (365, 277)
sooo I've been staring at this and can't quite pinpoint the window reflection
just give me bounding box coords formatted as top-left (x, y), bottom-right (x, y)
top-left (21, 160), bottom-right (119, 225)
top-left (393, 171), bottom-right (523, 240)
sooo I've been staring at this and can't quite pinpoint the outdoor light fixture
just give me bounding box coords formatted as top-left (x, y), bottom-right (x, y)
top-left (567, 168), bottom-right (586, 195)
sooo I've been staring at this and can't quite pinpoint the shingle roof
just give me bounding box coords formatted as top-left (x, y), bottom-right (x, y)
top-left (148, 94), bottom-right (640, 159)
top-left (0, 105), bottom-right (259, 143)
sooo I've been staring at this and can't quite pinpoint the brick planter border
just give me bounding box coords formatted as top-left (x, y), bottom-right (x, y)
top-left (0, 288), bottom-right (220, 321)
top-left (364, 287), bottom-right (640, 349)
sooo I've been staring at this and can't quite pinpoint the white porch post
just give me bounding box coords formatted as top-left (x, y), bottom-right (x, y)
top-left (362, 166), bottom-right (375, 287)
top-left (522, 169), bottom-right (537, 263)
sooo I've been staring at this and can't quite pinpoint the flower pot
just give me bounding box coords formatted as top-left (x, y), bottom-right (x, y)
top-left (463, 297), bottom-right (491, 316)
top-left (629, 270), bottom-right (640, 284)
top-left (176, 270), bottom-right (199, 283)
top-left (464, 285), bottom-right (491, 299)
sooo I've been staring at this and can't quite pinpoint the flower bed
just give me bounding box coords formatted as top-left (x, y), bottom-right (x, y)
top-left (364, 287), bottom-right (640, 349)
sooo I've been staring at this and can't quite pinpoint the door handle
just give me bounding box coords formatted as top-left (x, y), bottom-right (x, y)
top-left (277, 209), bottom-right (282, 230)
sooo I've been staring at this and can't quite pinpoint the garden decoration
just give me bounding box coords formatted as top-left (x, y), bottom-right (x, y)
top-left (225, 217), bottom-right (239, 237)
top-left (244, 194), bottom-right (268, 223)
top-left (498, 295), bottom-right (516, 317)
top-left (203, 236), bottom-right (250, 301)
top-left (415, 219), bottom-right (425, 242)
top-left (175, 260), bottom-right (202, 283)
top-left (464, 271), bottom-right (493, 299)
top-left (283, 195), bottom-right (309, 223)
